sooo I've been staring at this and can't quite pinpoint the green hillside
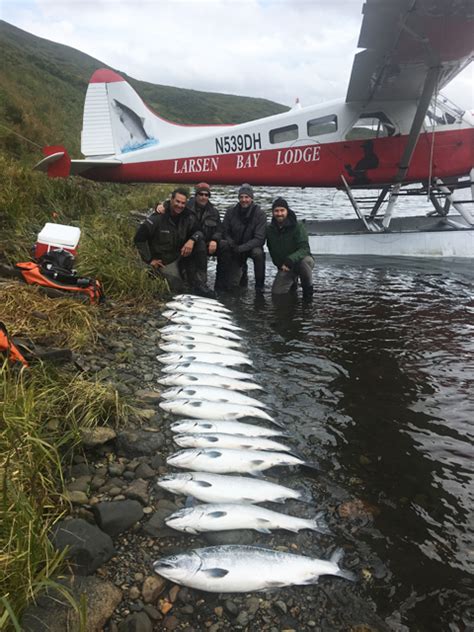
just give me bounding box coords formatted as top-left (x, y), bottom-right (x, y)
top-left (0, 20), bottom-right (288, 163)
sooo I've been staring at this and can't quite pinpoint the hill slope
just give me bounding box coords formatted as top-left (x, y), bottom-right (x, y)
top-left (0, 20), bottom-right (288, 162)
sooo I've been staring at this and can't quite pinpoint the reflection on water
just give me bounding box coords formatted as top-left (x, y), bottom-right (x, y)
top-left (217, 254), bottom-right (474, 631)
top-left (210, 184), bottom-right (437, 221)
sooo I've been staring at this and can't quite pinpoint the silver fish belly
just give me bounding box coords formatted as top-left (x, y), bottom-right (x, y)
top-left (165, 503), bottom-right (326, 534)
top-left (159, 400), bottom-right (275, 423)
top-left (158, 343), bottom-right (249, 357)
top-left (166, 300), bottom-right (231, 315)
top-left (152, 545), bottom-right (356, 593)
top-left (156, 353), bottom-right (252, 367)
top-left (157, 374), bottom-right (262, 391)
top-left (166, 447), bottom-right (303, 474)
top-left (169, 420), bottom-right (282, 437)
top-left (160, 333), bottom-right (242, 349)
top-left (160, 324), bottom-right (242, 341)
top-left (173, 433), bottom-right (290, 452)
top-left (161, 363), bottom-right (254, 380)
top-left (161, 386), bottom-right (265, 408)
top-left (157, 472), bottom-right (309, 504)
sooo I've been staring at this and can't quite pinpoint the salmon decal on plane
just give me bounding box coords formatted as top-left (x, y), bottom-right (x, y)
top-left (35, 0), bottom-right (474, 231)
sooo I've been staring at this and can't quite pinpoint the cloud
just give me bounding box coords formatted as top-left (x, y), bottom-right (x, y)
top-left (2, 0), bottom-right (473, 110)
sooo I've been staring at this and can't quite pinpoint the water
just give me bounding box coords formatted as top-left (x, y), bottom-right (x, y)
top-left (207, 187), bottom-right (474, 630)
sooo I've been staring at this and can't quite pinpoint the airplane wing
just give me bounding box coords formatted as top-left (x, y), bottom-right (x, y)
top-left (346, 0), bottom-right (474, 103)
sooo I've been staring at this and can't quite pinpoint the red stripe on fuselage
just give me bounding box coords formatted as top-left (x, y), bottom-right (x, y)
top-left (82, 128), bottom-right (473, 187)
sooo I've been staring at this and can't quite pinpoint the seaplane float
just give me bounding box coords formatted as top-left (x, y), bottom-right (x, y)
top-left (35, 0), bottom-right (474, 258)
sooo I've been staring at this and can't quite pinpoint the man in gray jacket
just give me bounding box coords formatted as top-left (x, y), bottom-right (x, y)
top-left (215, 184), bottom-right (266, 293)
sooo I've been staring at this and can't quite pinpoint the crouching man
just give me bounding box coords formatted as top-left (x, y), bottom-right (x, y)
top-left (134, 187), bottom-right (215, 298)
top-left (266, 197), bottom-right (314, 301)
top-left (215, 184), bottom-right (266, 293)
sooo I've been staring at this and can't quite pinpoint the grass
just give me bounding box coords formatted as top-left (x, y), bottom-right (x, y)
top-left (0, 359), bottom-right (132, 628)
top-left (0, 136), bottom-right (171, 628)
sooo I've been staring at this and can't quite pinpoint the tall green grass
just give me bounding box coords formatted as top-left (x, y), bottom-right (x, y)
top-left (0, 361), bottom-right (131, 628)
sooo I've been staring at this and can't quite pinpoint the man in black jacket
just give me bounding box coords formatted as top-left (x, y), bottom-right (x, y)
top-left (154, 182), bottom-right (222, 289)
top-left (134, 187), bottom-right (215, 297)
top-left (215, 183), bottom-right (266, 293)
top-left (186, 182), bottom-right (222, 257)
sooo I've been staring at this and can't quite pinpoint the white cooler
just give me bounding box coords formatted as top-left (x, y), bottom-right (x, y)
top-left (35, 223), bottom-right (81, 259)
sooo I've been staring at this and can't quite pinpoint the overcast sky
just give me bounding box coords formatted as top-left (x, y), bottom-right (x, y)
top-left (2, 0), bottom-right (473, 110)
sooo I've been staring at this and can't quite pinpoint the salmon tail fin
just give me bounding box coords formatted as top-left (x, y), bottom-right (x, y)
top-left (330, 547), bottom-right (357, 582)
top-left (311, 511), bottom-right (331, 534)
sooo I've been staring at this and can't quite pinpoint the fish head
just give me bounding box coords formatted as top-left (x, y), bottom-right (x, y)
top-left (162, 387), bottom-right (180, 399)
top-left (167, 449), bottom-right (200, 467)
top-left (170, 420), bottom-right (194, 433)
top-left (165, 507), bottom-right (199, 533)
top-left (174, 434), bottom-right (194, 448)
top-left (153, 551), bottom-right (201, 582)
top-left (157, 472), bottom-right (193, 492)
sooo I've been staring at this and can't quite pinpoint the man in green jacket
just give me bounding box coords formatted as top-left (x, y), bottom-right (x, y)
top-left (266, 197), bottom-right (314, 300)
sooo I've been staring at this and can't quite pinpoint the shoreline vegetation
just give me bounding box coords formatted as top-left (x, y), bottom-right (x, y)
top-left (0, 151), bottom-right (173, 628)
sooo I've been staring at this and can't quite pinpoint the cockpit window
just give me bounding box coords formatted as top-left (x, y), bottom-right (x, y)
top-left (425, 95), bottom-right (464, 128)
top-left (345, 112), bottom-right (396, 141)
top-left (269, 124), bottom-right (298, 144)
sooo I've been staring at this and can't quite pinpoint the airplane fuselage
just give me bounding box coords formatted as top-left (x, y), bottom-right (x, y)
top-left (82, 98), bottom-right (473, 188)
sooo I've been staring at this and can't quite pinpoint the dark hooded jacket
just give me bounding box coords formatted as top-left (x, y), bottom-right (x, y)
top-left (266, 208), bottom-right (311, 268)
top-left (186, 197), bottom-right (222, 244)
top-left (134, 201), bottom-right (201, 265)
top-left (221, 202), bottom-right (266, 253)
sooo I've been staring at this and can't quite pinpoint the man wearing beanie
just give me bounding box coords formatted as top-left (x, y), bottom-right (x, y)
top-left (266, 197), bottom-right (314, 300)
top-left (215, 183), bottom-right (266, 293)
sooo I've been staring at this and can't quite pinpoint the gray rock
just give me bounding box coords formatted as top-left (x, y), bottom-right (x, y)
top-left (93, 500), bottom-right (144, 537)
top-left (81, 426), bottom-right (117, 447)
top-left (134, 463), bottom-right (155, 479)
top-left (66, 475), bottom-right (91, 493)
top-left (21, 576), bottom-right (121, 632)
top-left (64, 490), bottom-right (89, 505)
top-left (203, 529), bottom-right (255, 545)
top-left (150, 455), bottom-right (165, 469)
top-left (142, 501), bottom-right (178, 537)
top-left (116, 429), bottom-right (165, 457)
top-left (51, 519), bottom-right (115, 574)
top-left (124, 479), bottom-right (149, 505)
top-left (109, 462), bottom-right (126, 476)
top-left (69, 463), bottom-right (92, 478)
top-left (118, 611), bottom-right (153, 632)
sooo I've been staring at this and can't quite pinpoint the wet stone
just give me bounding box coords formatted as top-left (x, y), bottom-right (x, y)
top-left (203, 529), bottom-right (255, 545)
top-left (93, 500), bottom-right (144, 537)
top-left (109, 462), bottom-right (126, 476)
top-left (65, 490), bottom-right (89, 505)
top-left (124, 479), bottom-right (149, 505)
top-left (66, 475), bottom-right (91, 493)
top-left (116, 429), bottom-right (165, 457)
top-left (134, 463), bottom-right (155, 479)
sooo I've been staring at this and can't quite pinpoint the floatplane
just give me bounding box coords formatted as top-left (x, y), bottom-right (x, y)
top-left (35, 0), bottom-right (474, 257)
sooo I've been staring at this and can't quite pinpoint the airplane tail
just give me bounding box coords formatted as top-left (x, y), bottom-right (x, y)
top-left (81, 69), bottom-right (201, 159)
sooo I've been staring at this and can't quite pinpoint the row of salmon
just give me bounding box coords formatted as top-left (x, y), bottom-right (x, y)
top-left (152, 294), bottom-right (355, 593)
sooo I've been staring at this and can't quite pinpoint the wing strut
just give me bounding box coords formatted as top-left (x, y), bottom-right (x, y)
top-left (382, 66), bottom-right (441, 228)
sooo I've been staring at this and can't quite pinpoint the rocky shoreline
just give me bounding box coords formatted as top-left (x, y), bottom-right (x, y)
top-left (21, 303), bottom-right (391, 632)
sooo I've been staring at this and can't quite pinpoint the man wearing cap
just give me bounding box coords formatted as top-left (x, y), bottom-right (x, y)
top-left (215, 183), bottom-right (266, 293)
top-left (266, 197), bottom-right (314, 301)
top-left (134, 187), bottom-right (215, 298)
top-left (186, 182), bottom-right (222, 256)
